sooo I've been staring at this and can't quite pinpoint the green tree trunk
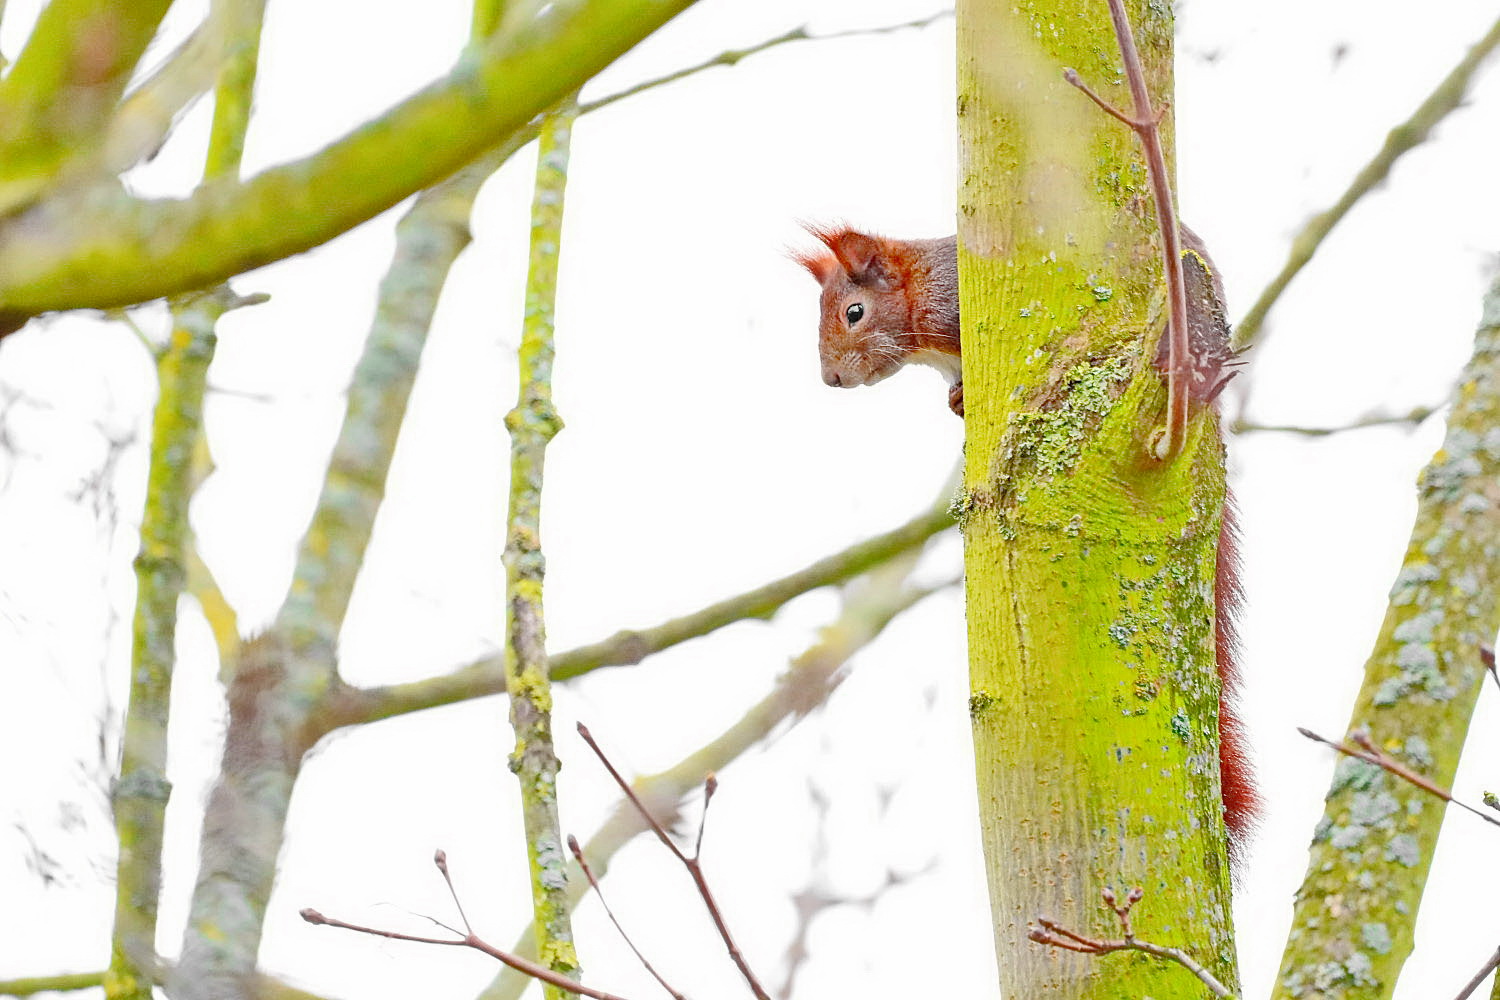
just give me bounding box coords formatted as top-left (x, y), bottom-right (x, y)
top-left (956, 1), bottom-right (1238, 996)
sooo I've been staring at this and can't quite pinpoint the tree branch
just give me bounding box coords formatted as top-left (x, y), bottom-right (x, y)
top-left (1453, 946), bottom-right (1500, 1000)
top-left (1299, 728), bottom-right (1500, 830)
top-left (479, 556), bottom-right (950, 1000)
top-left (583, 10), bottom-right (951, 110)
top-left (567, 836), bottom-right (687, 1000)
top-left (1230, 406), bottom-right (1436, 437)
top-left (577, 728), bottom-right (772, 1000)
top-left (1066, 0), bottom-right (1191, 459)
top-left (302, 898), bottom-right (637, 1000)
top-left (1232, 11), bottom-right (1500, 352)
top-left (315, 494), bottom-right (955, 733)
top-left (0, 972), bottom-right (105, 997)
top-left (106, 14), bottom-right (272, 966)
top-left (501, 97), bottom-right (580, 999)
top-left (107, 286), bottom-right (228, 1000)
top-left (186, 542), bottom-right (240, 665)
top-left (1274, 268), bottom-right (1500, 997)
top-left (0, 0), bottom-right (176, 214)
top-left (99, 3), bottom-right (255, 175)
top-left (0, 0), bottom-right (701, 323)
top-left (1029, 888), bottom-right (1234, 998)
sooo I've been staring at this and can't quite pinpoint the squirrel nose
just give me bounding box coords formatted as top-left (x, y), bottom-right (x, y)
top-left (824, 371), bottom-right (842, 387)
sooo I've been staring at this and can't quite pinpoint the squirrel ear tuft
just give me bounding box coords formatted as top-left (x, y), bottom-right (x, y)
top-left (790, 244), bottom-right (837, 283)
top-left (804, 224), bottom-right (894, 288)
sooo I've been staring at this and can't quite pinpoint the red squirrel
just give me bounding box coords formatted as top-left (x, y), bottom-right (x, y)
top-left (795, 225), bottom-right (1256, 862)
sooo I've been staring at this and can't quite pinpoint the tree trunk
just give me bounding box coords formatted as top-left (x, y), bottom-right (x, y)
top-left (957, 1), bottom-right (1239, 995)
top-left (1272, 275), bottom-right (1500, 1000)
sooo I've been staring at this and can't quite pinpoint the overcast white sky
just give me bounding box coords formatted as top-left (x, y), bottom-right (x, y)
top-left (3, 1), bottom-right (1500, 998)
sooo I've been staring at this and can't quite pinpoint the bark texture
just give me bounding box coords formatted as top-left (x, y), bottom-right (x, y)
top-left (957, 1), bottom-right (1238, 995)
top-left (1273, 276), bottom-right (1500, 999)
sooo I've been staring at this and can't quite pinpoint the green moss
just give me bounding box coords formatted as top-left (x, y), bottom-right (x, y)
top-left (1010, 356), bottom-right (1132, 480)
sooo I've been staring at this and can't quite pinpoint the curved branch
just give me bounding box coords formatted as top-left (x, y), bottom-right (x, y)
top-left (314, 495), bottom-right (955, 733)
top-left (479, 559), bottom-right (952, 1000)
top-left (1231, 11), bottom-right (1500, 352)
top-left (0, 0), bottom-right (699, 324)
top-left (0, 0), bottom-right (176, 213)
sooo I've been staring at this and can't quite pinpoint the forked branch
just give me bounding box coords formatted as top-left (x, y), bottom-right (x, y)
top-left (1029, 887), bottom-right (1234, 997)
top-left (301, 850), bottom-right (636, 1000)
top-left (577, 724), bottom-right (771, 1000)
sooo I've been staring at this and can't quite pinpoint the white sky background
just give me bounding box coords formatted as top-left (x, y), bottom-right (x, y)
top-left (2, 0), bottom-right (1500, 998)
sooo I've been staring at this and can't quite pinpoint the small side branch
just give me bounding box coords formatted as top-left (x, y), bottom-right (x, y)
top-left (582, 11), bottom-right (951, 111)
top-left (577, 724), bottom-right (772, 1000)
top-left (1233, 11), bottom-right (1500, 352)
top-left (1230, 406), bottom-right (1436, 437)
top-left (1298, 728), bottom-right (1500, 830)
top-left (568, 836), bottom-right (687, 1000)
top-left (477, 558), bottom-right (947, 1000)
top-left (317, 494), bottom-right (954, 732)
top-left (1452, 945), bottom-right (1500, 1000)
top-left (1481, 645), bottom-right (1498, 695)
top-left (1064, 0), bottom-right (1191, 460)
top-left (301, 853), bottom-right (638, 1000)
top-left (0, 972), bottom-right (106, 997)
top-left (1029, 888), bottom-right (1234, 997)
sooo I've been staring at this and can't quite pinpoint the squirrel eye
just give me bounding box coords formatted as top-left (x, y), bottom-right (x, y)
top-left (845, 303), bottom-right (865, 326)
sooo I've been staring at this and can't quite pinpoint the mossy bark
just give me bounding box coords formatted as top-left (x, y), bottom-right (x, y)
top-left (110, 8), bottom-right (264, 995)
top-left (1272, 277), bottom-right (1500, 999)
top-left (503, 102), bottom-right (578, 998)
top-left (108, 309), bottom-right (216, 1000)
top-left (957, 1), bottom-right (1238, 996)
top-left (174, 115), bottom-right (506, 1000)
top-left (0, 0), bottom-right (174, 212)
top-left (0, 0), bottom-right (702, 321)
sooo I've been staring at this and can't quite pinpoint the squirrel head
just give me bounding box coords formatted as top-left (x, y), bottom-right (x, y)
top-left (793, 225), bottom-right (918, 389)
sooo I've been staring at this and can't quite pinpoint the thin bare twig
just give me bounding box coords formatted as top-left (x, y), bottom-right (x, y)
top-left (569, 836), bottom-right (687, 1000)
top-left (579, 11), bottom-right (952, 114)
top-left (1231, 406), bottom-right (1436, 437)
top-left (1064, 0), bottom-right (1191, 459)
top-left (1028, 888), bottom-right (1234, 997)
top-left (1298, 728), bottom-right (1500, 829)
top-left (479, 559), bottom-right (951, 1000)
top-left (1453, 946), bottom-right (1500, 1000)
top-left (1233, 11), bottom-right (1500, 353)
top-left (301, 899), bottom-right (635, 1000)
top-left (433, 849), bottom-right (473, 936)
top-left (577, 724), bottom-right (772, 1000)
